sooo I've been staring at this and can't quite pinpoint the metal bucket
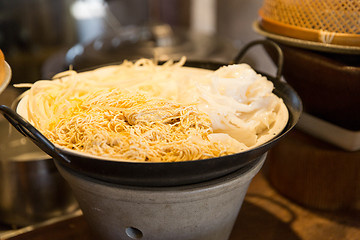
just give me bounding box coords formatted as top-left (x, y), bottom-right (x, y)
top-left (0, 120), bottom-right (78, 226)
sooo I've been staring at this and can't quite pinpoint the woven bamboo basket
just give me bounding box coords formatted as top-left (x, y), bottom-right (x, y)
top-left (259, 0), bottom-right (360, 47)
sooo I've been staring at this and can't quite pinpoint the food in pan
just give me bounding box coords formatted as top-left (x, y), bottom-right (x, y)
top-left (16, 58), bottom-right (288, 162)
top-left (0, 50), bottom-right (5, 85)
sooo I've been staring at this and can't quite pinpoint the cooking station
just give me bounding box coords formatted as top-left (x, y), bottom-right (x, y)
top-left (0, 85), bottom-right (358, 237)
top-left (0, 168), bottom-right (359, 240)
top-left (1, 0), bottom-right (359, 239)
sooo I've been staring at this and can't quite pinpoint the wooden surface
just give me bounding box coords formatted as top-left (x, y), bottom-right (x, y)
top-left (1, 169), bottom-right (359, 240)
top-left (230, 169), bottom-right (360, 240)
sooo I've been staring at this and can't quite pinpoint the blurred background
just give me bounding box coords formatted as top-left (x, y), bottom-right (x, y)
top-left (0, 0), bottom-right (273, 87)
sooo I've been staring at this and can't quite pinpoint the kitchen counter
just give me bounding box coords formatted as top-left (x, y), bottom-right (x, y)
top-left (1, 169), bottom-right (359, 240)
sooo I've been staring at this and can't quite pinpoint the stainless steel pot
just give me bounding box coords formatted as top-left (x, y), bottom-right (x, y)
top-left (0, 120), bottom-right (78, 226)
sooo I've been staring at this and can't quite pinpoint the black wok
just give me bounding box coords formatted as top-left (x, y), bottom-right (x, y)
top-left (0, 40), bottom-right (302, 187)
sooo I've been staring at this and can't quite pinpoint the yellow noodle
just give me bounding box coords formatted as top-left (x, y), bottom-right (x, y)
top-left (43, 89), bottom-right (229, 162)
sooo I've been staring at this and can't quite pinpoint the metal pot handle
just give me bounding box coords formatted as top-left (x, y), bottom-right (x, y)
top-left (0, 105), bottom-right (70, 163)
top-left (231, 39), bottom-right (284, 81)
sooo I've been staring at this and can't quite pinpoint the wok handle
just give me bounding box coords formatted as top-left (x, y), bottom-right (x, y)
top-left (231, 39), bottom-right (284, 81)
top-left (0, 105), bottom-right (70, 163)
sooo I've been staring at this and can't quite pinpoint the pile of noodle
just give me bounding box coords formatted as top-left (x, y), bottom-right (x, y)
top-left (16, 57), bottom-right (287, 162)
top-left (44, 89), bottom-right (237, 162)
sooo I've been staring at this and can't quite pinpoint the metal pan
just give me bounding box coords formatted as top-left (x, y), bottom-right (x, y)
top-left (0, 40), bottom-right (302, 187)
